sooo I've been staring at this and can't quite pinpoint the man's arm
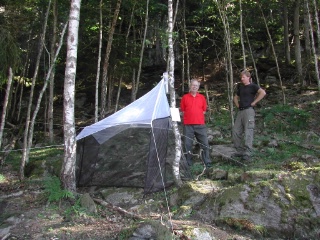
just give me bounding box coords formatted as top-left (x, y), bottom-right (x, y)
top-left (233, 95), bottom-right (239, 108)
top-left (251, 88), bottom-right (266, 107)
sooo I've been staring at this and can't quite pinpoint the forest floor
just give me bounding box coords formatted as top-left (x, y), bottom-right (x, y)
top-left (0, 164), bottom-right (255, 240)
top-left (1, 79), bottom-right (320, 239)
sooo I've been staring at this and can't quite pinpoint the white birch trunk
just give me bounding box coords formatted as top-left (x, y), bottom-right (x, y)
top-left (61, 0), bottom-right (81, 192)
top-left (168, 0), bottom-right (182, 187)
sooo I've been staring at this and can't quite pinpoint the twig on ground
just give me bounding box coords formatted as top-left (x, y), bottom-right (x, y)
top-left (93, 197), bottom-right (145, 220)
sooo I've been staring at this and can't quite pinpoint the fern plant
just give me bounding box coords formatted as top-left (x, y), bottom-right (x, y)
top-left (44, 176), bottom-right (74, 203)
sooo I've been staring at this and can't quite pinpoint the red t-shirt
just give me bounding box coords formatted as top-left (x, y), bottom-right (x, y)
top-left (180, 92), bottom-right (207, 124)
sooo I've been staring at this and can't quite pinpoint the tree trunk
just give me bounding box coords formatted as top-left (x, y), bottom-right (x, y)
top-left (216, 1), bottom-right (234, 126)
top-left (244, 25), bottom-right (260, 85)
top-left (0, 67), bottom-right (13, 151)
top-left (168, 0), bottom-right (183, 187)
top-left (114, 75), bottom-right (123, 112)
top-left (100, 0), bottom-right (121, 119)
top-left (294, 0), bottom-right (303, 86)
top-left (132, 0), bottom-right (149, 101)
top-left (61, 0), bottom-right (81, 193)
top-left (312, 0), bottom-right (320, 53)
top-left (306, 0), bottom-right (320, 91)
top-left (27, 22), bottom-right (67, 185)
top-left (16, 32), bottom-right (32, 122)
top-left (182, 0), bottom-right (190, 92)
top-left (240, 0), bottom-right (246, 69)
top-left (259, 3), bottom-right (286, 104)
top-left (48, 0), bottom-right (57, 142)
top-left (283, 0), bottom-right (291, 64)
top-left (303, 0), bottom-right (311, 64)
top-left (95, 0), bottom-right (103, 123)
top-left (107, 74), bottom-right (114, 111)
top-left (20, 0), bottom-right (51, 180)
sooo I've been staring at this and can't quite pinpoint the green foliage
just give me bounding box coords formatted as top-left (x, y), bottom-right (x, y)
top-left (117, 227), bottom-right (135, 240)
top-left (210, 109), bottom-right (232, 133)
top-left (0, 28), bottom-right (21, 79)
top-left (64, 198), bottom-right (86, 218)
top-left (5, 151), bottom-right (21, 171)
top-left (260, 105), bottom-right (311, 133)
top-left (44, 176), bottom-right (74, 203)
top-left (189, 163), bottom-right (206, 177)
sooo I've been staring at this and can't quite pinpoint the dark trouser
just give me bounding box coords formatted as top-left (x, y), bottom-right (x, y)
top-left (184, 124), bottom-right (211, 166)
top-left (232, 108), bottom-right (255, 156)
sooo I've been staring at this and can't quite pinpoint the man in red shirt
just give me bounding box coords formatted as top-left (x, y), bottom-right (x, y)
top-left (180, 79), bottom-right (212, 168)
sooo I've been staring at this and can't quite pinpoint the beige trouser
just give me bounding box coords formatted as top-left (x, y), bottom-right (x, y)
top-left (232, 108), bottom-right (255, 156)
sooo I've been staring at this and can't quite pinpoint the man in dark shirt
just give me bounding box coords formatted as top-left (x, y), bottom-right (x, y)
top-left (232, 70), bottom-right (266, 161)
top-left (180, 79), bottom-right (212, 168)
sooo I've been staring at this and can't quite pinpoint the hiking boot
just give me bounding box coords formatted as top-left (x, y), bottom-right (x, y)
top-left (205, 163), bottom-right (213, 168)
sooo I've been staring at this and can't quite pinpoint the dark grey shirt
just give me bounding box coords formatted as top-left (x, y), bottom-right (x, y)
top-left (237, 83), bottom-right (260, 108)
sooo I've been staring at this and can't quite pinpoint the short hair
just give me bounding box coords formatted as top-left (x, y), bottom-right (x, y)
top-left (190, 79), bottom-right (200, 86)
top-left (241, 70), bottom-right (251, 78)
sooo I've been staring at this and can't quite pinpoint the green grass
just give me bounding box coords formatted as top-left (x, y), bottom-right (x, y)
top-left (4, 146), bottom-right (63, 175)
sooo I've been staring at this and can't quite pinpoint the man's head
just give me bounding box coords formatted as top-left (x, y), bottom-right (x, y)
top-left (189, 79), bottom-right (200, 95)
top-left (240, 70), bottom-right (251, 85)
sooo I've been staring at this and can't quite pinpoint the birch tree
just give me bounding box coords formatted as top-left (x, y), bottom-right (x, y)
top-left (61, 0), bottom-right (81, 192)
top-left (168, 0), bottom-right (182, 187)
